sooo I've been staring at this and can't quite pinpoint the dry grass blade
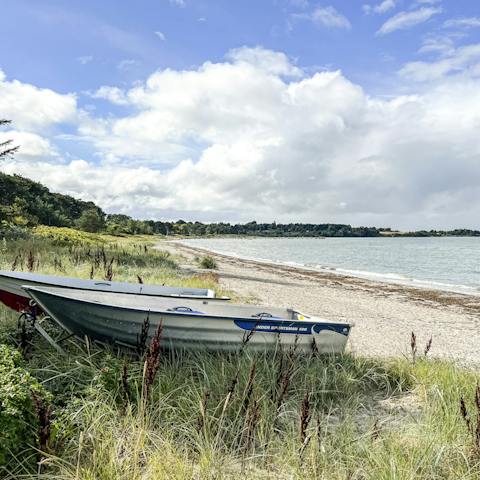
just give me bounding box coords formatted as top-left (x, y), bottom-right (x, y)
top-left (240, 319), bottom-right (261, 353)
top-left (460, 396), bottom-right (473, 434)
top-left (475, 384), bottom-right (480, 453)
top-left (197, 389), bottom-right (210, 432)
top-left (32, 391), bottom-right (52, 454)
top-left (424, 336), bottom-right (433, 357)
top-left (299, 391), bottom-right (311, 445)
top-left (136, 313), bottom-right (150, 358)
top-left (242, 361), bottom-right (256, 413)
top-left (316, 414), bottom-right (322, 452)
top-left (120, 360), bottom-right (130, 407)
top-left (11, 254), bottom-right (20, 270)
top-left (411, 331), bottom-right (417, 364)
top-left (27, 250), bottom-right (35, 272)
top-left (244, 397), bottom-right (260, 454)
top-left (222, 370), bottom-right (239, 415)
top-left (104, 257), bottom-right (114, 281)
top-left (143, 321), bottom-right (163, 399)
top-left (371, 418), bottom-right (381, 441)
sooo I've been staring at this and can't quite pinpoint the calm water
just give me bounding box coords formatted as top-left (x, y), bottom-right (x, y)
top-left (180, 237), bottom-right (480, 295)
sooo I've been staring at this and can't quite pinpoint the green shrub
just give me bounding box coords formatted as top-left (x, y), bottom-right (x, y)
top-left (0, 344), bottom-right (48, 466)
top-left (33, 225), bottom-right (105, 245)
top-left (0, 222), bottom-right (30, 241)
top-left (199, 255), bottom-right (217, 269)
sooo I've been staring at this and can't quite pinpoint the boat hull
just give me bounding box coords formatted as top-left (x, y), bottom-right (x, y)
top-left (0, 289), bottom-right (32, 312)
top-left (25, 286), bottom-right (351, 354)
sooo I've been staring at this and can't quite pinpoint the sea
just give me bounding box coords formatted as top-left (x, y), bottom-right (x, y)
top-left (179, 237), bottom-right (480, 296)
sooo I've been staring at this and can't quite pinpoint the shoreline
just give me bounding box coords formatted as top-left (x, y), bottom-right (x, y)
top-left (159, 240), bottom-right (480, 365)
top-left (174, 237), bottom-right (479, 297)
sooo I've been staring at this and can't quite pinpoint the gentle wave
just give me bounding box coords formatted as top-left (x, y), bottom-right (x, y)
top-left (178, 237), bottom-right (480, 296)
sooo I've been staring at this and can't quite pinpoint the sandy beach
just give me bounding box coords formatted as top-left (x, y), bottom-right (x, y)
top-left (160, 240), bottom-right (480, 365)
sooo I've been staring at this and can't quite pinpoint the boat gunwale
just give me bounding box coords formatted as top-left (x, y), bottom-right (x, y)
top-left (0, 270), bottom-right (229, 300)
top-left (22, 285), bottom-right (353, 329)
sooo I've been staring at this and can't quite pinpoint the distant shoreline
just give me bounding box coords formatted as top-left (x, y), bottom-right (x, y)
top-left (171, 237), bottom-right (480, 298)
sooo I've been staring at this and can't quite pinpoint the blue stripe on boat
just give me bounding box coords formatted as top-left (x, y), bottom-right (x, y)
top-left (234, 320), bottom-right (350, 336)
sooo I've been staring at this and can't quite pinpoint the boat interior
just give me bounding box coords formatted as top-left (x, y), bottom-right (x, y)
top-left (24, 286), bottom-right (309, 321)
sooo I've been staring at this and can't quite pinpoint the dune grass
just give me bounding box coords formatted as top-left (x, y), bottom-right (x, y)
top-left (0, 229), bottom-right (479, 478)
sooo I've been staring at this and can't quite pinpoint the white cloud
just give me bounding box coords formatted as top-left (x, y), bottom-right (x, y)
top-left (168, 0), bottom-right (185, 6)
top-left (77, 55), bottom-right (93, 65)
top-left (293, 6), bottom-right (351, 30)
top-left (227, 46), bottom-right (302, 77)
top-left (0, 130), bottom-right (56, 158)
top-left (443, 17), bottom-right (480, 29)
top-left (362, 0), bottom-right (396, 15)
top-left (90, 86), bottom-right (129, 105)
top-left (0, 71), bottom-right (77, 131)
top-left (3, 47), bottom-right (480, 228)
top-left (377, 7), bottom-right (442, 35)
top-left (400, 43), bottom-right (480, 81)
top-left (117, 59), bottom-right (139, 71)
top-left (418, 35), bottom-right (455, 56)
top-left (154, 31), bottom-right (166, 41)
top-left (289, 0), bottom-right (309, 7)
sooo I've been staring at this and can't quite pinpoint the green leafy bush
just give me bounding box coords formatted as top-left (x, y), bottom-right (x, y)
top-left (199, 255), bottom-right (217, 269)
top-left (0, 344), bottom-right (48, 466)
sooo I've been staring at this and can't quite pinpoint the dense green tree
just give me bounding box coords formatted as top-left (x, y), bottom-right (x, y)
top-left (75, 209), bottom-right (106, 233)
top-left (0, 173), bottom-right (104, 227)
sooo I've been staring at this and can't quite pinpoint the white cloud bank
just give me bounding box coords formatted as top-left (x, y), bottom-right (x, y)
top-left (2, 47), bottom-right (480, 229)
top-left (0, 69), bottom-right (77, 131)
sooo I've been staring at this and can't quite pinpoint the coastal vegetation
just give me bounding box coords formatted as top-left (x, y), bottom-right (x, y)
top-left (0, 231), bottom-right (479, 478)
top-left (199, 255), bottom-right (218, 270)
top-left (2, 172), bottom-right (479, 238)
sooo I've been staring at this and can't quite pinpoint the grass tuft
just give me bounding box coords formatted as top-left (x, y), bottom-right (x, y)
top-left (198, 255), bottom-right (218, 270)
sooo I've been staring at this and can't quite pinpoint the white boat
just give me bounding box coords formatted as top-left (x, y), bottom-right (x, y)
top-left (23, 285), bottom-right (352, 353)
top-left (0, 270), bottom-right (228, 313)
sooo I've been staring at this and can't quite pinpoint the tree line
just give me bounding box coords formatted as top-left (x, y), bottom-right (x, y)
top-left (2, 172), bottom-right (479, 237)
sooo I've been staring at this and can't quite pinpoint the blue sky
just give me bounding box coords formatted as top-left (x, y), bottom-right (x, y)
top-left (1, 0), bottom-right (480, 229)
top-left (4, 0), bottom-right (479, 93)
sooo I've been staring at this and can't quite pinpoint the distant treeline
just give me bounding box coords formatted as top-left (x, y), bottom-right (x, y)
top-left (394, 229), bottom-right (480, 237)
top-left (106, 215), bottom-right (382, 237)
top-left (1, 173), bottom-right (479, 237)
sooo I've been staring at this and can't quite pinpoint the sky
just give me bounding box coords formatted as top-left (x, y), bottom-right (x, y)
top-left (1, 0), bottom-right (480, 230)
